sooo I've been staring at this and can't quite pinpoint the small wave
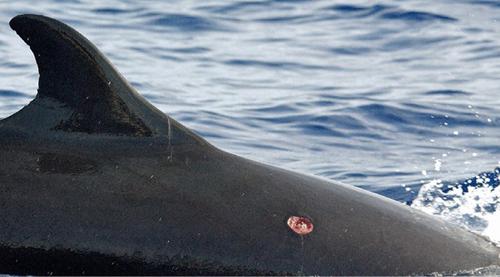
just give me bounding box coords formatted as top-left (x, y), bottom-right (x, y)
top-left (328, 47), bottom-right (371, 56)
top-left (311, 114), bottom-right (366, 130)
top-left (380, 10), bottom-right (457, 22)
top-left (254, 14), bottom-right (312, 24)
top-left (292, 123), bottom-right (346, 137)
top-left (146, 13), bottom-right (226, 32)
top-left (92, 7), bottom-right (142, 15)
top-left (0, 62), bottom-right (31, 69)
top-left (0, 89), bottom-right (30, 98)
top-left (350, 102), bottom-right (492, 131)
top-left (199, 1), bottom-right (271, 14)
top-left (464, 50), bottom-right (500, 61)
top-left (199, 0), bottom-right (307, 15)
top-left (356, 103), bottom-right (412, 125)
top-left (424, 89), bottom-right (471, 96)
top-left (325, 4), bottom-right (390, 18)
top-left (224, 59), bottom-right (336, 71)
top-left (323, 4), bottom-right (456, 23)
top-left (248, 104), bottom-right (299, 114)
top-left (381, 36), bottom-right (457, 51)
top-left (165, 47), bottom-right (210, 54)
top-left (467, 0), bottom-right (500, 9)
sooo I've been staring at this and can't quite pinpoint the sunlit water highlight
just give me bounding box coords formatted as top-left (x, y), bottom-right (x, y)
top-left (0, 0), bottom-right (499, 249)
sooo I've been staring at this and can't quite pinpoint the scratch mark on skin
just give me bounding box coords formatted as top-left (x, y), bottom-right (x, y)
top-left (167, 117), bottom-right (173, 162)
top-left (300, 235), bottom-right (305, 275)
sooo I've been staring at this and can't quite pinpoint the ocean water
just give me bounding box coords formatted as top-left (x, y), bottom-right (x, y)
top-left (0, 1), bottom-right (499, 244)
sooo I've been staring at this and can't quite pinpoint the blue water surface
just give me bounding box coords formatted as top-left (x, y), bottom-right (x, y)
top-left (1, 0), bottom-right (500, 203)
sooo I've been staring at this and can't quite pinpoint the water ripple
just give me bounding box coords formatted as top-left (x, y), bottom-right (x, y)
top-left (424, 89), bottom-right (471, 96)
top-left (0, 89), bottom-right (29, 98)
top-left (325, 4), bottom-right (390, 18)
top-left (146, 13), bottom-right (227, 32)
top-left (380, 10), bottom-right (457, 22)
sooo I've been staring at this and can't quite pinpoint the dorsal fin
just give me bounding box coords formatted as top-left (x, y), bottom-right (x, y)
top-left (3, 14), bottom-right (203, 144)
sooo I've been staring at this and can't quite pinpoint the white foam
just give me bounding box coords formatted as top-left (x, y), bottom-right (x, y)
top-left (411, 178), bottom-right (500, 245)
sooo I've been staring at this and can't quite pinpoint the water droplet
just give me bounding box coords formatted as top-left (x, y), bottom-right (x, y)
top-left (434, 159), bottom-right (442, 171)
top-left (287, 216), bottom-right (313, 235)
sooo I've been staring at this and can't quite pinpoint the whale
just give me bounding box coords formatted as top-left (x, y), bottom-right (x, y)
top-left (0, 14), bottom-right (499, 275)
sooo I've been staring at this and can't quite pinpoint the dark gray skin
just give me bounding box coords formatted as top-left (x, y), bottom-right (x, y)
top-left (0, 14), bottom-right (499, 275)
